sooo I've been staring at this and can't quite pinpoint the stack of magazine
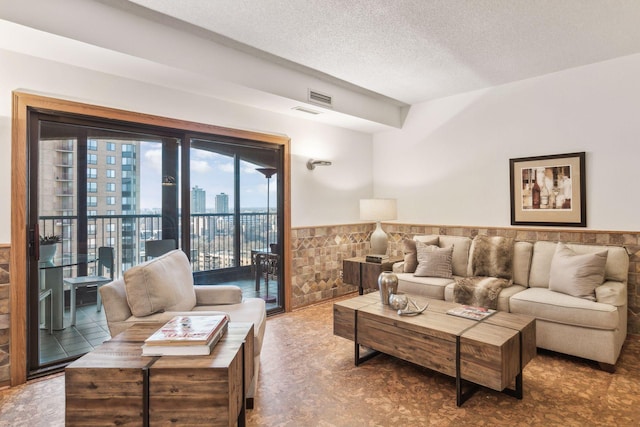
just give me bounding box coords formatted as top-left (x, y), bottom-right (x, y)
top-left (142, 314), bottom-right (229, 356)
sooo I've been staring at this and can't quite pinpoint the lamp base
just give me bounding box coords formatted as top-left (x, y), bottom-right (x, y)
top-left (370, 221), bottom-right (388, 255)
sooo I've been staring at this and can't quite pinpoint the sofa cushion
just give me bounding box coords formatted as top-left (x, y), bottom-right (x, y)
top-left (124, 249), bottom-right (197, 317)
top-left (548, 243), bottom-right (607, 301)
top-left (414, 243), bottom-right (453, 278)
top-left (512, 241), bottom-right (533, 286)
top-left (510, 287), bottom-right (619, 330)
top-left (467, 235), bottom-right (515, 280)
top-left (396, 272), bottom-right (454, 300)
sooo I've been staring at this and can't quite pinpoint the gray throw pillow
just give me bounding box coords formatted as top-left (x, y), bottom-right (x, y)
top-left (548, 243), bottom-right (608, 301)
top-left (414, 243), bottom-right (454, 279)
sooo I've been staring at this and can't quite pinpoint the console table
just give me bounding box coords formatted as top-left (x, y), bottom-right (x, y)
top-left (343, 256), bottom-right (402, 295)
top-left (65, 322), bottom-right (254, 426)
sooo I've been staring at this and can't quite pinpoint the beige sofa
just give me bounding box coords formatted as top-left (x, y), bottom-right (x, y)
top-left (392, 235), bottom-right (629, 370)
top-left (100, 249), bottom-right (266, 406)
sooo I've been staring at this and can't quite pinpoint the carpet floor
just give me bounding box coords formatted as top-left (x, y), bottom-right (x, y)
top-left (1, 296), bottom-right (639, 426)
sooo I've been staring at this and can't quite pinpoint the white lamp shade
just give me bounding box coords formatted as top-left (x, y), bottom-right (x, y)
top-left (359, 199), bottom-right (397, 221)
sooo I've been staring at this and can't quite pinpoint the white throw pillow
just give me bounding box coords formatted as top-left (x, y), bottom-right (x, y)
top-left (414, 243), bottom-right (453, 279)
top-left (124, 249), bottom-right (197, 317)
top-left (548, 243), bottom-right (608, 301)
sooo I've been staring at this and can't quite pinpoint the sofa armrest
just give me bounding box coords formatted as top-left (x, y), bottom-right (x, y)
top-left (595, 280), bottom-right (627, 306)
top-left (100, 279), bottom-right (132, 324)
top-left (392, 262), bottom-right (405, 274)
top-left (195, 285), bottom-right (243, 305)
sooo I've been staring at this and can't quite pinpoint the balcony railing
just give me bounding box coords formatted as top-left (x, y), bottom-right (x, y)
top-left (39, 212), bottom-right (277, 279)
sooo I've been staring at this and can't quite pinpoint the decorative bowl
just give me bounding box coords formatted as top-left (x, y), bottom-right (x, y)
top-left (388, 293), bottom-right (408, 310)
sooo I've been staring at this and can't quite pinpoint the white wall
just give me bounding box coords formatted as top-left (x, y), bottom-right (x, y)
top-left (373, 53), bottom-right (640, 231)
top-left (0, 49), bottom-right (374, 242)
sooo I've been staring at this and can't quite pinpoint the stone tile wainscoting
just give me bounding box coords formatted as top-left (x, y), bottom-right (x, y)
top-left (0, 245), bottom-right (9, 387)
top-left (291, 224), bottom-right (640, 335)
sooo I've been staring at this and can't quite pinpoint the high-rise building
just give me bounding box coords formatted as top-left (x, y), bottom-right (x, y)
top-left (215, 192), bottom-right (229, 213)
top-left (38, 135), bottom-right (141, 273)
top-left (191, 185), bottom-right (206, 213)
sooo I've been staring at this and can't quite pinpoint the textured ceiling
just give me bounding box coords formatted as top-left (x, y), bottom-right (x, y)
top-left (127, 0), bottom-right (640, 104)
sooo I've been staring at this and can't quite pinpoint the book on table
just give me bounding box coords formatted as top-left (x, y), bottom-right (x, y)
top-left (142, 314), bottom-right (229, 356)
top-left (446, 305), bottom-right (496, 321)
top-left (365, 255), bottom-right (389, 263)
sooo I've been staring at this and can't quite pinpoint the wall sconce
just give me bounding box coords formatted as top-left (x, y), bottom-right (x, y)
top-left (307, 159), bottom-right (332, 170)
top-left (162, 175), bottom-right (176, 186)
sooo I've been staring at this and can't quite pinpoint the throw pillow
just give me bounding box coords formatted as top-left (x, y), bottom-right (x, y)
top-left (402, 236), bottom-right (439, 273)
top-left (402, 239), bottom-right (418, 273)
top-left (124, 249), bottom-right (197, 317)
top-left (414, 243), bottom-right (453, 279)
top-left (548, 243), bottom-right (608, 301)
top-left (468, 235), bottom-right (515, 280)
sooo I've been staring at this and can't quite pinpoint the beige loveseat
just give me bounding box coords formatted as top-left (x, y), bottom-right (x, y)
top-left (392, 235), bottom-right (629, 371)
top-left (100, 249), bottom-right (266, 405)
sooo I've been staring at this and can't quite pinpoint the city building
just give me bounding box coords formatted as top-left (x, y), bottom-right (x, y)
top-left (215, 192), bottom-right (229, 214)
top-left (191, 185), bottom-right (206, 214)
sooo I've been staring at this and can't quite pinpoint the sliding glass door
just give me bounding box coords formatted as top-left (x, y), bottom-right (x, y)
top-left (28, 113), bottom-right (181, 374)
top-left (189, 138), bottom-right (283, 307)
top-left (26, 109), bottom-right (284, 377)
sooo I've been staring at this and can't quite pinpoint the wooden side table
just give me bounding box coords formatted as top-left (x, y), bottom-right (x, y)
top-left (343, 256), bottom-right (403, 295)
top-left (66, 322), bottom-right (253, 427)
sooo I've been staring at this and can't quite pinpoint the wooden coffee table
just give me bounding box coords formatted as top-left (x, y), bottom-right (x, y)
top-left (65, 322), bottom-right (254, 426)
top-left (333, 293), bottom-right (536, 406)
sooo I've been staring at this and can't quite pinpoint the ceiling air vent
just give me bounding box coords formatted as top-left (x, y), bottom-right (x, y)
top-left (292, 106), bottom-right (321, 115)
top-left (308, 89), bottom-right (333, 107)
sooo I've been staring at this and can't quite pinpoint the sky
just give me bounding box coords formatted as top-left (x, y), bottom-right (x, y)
top-left (139, 142), bottom-right (277, 211)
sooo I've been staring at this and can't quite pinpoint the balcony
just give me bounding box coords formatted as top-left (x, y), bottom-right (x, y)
top-left (38, 212), bottom-right (277, 282)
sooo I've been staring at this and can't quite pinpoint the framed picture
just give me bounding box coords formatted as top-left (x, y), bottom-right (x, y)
top-left (510, 152), bottom-right (586, 227)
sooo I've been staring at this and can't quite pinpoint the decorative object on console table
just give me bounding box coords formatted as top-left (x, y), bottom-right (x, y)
top-left (360, 198), bottom-right (397, 255)
top-left (378, 271), bottom-right (398, 305)
top-left (509, 152), bottom-right (586, 227)
top-left (343, 256), bottom-right (403, 295)
top-left (365, 254), bottom-right (389, 263)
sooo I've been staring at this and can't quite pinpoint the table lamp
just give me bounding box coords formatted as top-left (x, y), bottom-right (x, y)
top-left (360, 198), bottom-right (397, 255)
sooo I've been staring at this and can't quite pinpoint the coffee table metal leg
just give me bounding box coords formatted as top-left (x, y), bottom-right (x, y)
top-left (456, 329), bottom-right (525, 406)
top-left (502, 331), bottom-right (524, 399)
top-left (502, 372), bottom-right (523, 399)
top-left (455, 335), bottom-right (480, 407)
top-left (238, 403), bottom-right (246, 427)
top-left (354, 313), bottom-right (380, 365)
top-left (355, 343), bottom-right (380, 366)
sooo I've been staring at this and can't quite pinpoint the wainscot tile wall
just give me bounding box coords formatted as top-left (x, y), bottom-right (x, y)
top-left (290, 224), bottom-right (640, 335)
top-left (0, 245), bottom-right (10, 385)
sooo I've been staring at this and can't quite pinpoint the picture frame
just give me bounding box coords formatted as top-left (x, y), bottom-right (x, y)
top-left (509, 152), bottom-right (586, 227)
